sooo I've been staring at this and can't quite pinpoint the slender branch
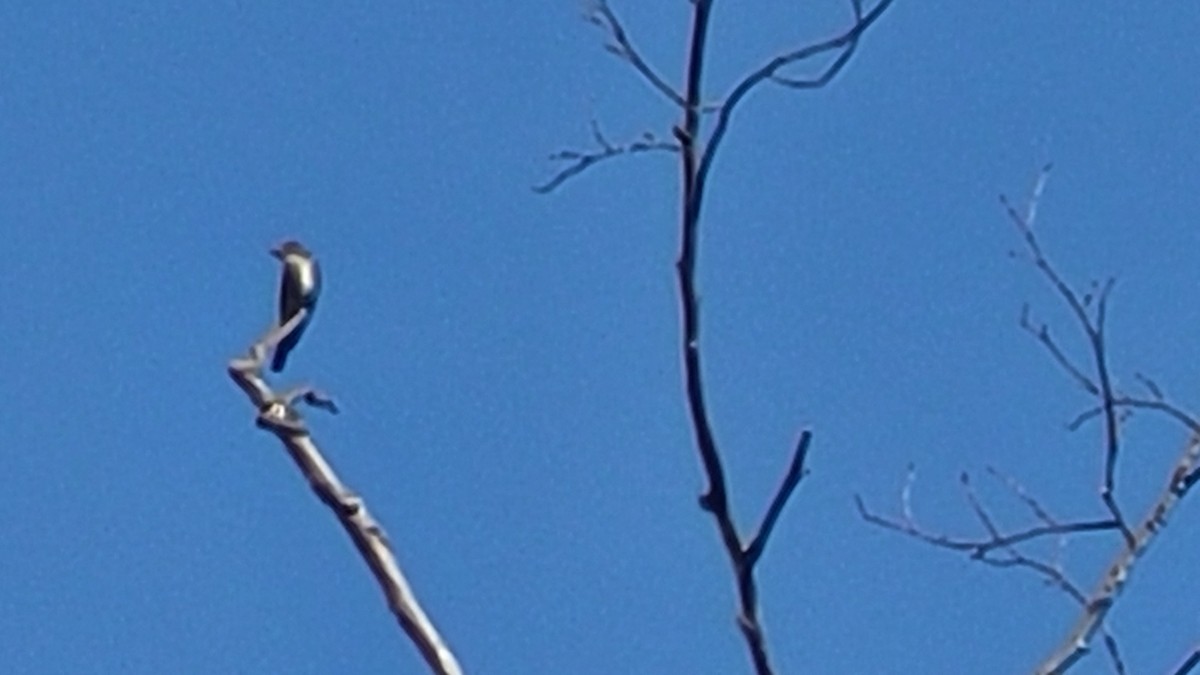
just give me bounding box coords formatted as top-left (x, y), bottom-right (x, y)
top-left (769, 0), bottom-right (864, 89)
top-left (228, 298), bottom-right (461, 675)
top-left (1002, 165), bottom-right (1133, 546)
top-left (586, 0), bottom-right (687, 109)
top-left (1097, 626), bottom-right (1127, 675)
top-left (1019, 304), bottom-right (1099, 397)
top-left (534, 121), bottom-right (679, 193)
top-left (856, 496), bottom-right (1097, 607)
top-left (691, 0), bottom-right (897, 218)
top-left (745, 432), bottom-right (812, 567)
top-left (676, 3), bottom-right (814, 672)
top-left (677, 0), bottom-right (725, 529)
top-left (985, 466), bottom-right (1055, 525)
top-left (1069, 397), bottom-right (1200, 436)
top-left (978, 554), bottom-right (1089, 607)
top-left (856, 489), bottom-right (1117, 562)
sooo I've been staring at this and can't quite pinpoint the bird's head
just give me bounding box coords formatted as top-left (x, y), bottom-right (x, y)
top-left (271, 240), bottom-right (310, 260)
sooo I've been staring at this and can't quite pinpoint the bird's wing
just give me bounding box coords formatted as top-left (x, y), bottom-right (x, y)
top-left (278, 264), bottom-right (305, 324)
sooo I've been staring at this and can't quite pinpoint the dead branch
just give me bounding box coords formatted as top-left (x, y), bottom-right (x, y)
top-left (1035, 433), bottom-right (1200, 673)
top-left (228, 296), bottom-right (461, 675)
top-left (1002, 165), bottom-right (1130, 541)
top-left (673, 4), bottom-right (896, 673)
top-left (544, 1), bottom-right (899, 671)
top-left (861, 165), bottom-right (1200, 673)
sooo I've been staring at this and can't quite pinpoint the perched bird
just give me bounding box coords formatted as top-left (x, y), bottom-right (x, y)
top-left (270, 240), bottom-right (321, 372)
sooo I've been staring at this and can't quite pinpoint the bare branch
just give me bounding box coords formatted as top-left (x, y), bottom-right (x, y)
top-left (1002, 165), bottom-right (1133, 546)
top-left (1035, 433), bottom-right (1200, 674)
top-left (865, 166), bottom-right (1200, 672)
top-left (692, 0), bottom-right (897, 217)
top-left (228, 295), bottom-right (461, 675)
top-left (1135, 372), bottom-right (1164, 400)
top-left (586, 0), bottom-right (687, 108)
top-left (549, 2), bottom-right (899, 670)
top-left (1069, 396), bottom-right (1200, 437)
top-left (744, 431), bottom-right (812, 567)
top-left (1099, 628), bottom-right (1127, 675)
top-left (985, 466), bottom-right (1056, 526)
top-left (854, 482), bottom-right (1104, 605)
top-left (855, 491), bottom-right (1117, 570)
top-left (1020, 304), bottom-right (1099, 397)
top-left (769, 0), bottom-right (864, 89)
top-left (534, 121), bottom-right (679, 193)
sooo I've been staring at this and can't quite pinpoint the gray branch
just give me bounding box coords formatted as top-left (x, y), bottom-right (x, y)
top-left (228, 302), bottom-right (461, 675)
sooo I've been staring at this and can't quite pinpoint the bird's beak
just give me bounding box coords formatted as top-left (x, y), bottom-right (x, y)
top-left (269, 247), bottom-right (282, 259)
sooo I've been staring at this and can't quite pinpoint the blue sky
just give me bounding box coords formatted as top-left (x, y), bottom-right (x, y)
top-left (3, 2), bottom-right (1200, 673)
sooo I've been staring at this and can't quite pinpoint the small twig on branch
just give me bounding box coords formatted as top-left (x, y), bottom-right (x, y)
top-left (856, 481), bottom-right (1117, 567)
top-left (1099, 629), bottom-right (1127, 675)
top-left (1135, 372), bottom-right (1164, 400)
top-left (1068, 397), bottom-right (1200, 436)
top-left (726, 433), bottom-right (812, 673)
top-left (986, 466), bottom-right (1055, 526)
top-left (533, 121), bottom-right (679, 193)
top-left (228, 296), bottom-right (461, 675)
top-left (744, 432), bottom-right (812, 568)
top-left (1019, 304), bottom-right (1098, 397)
top-left (861, 482), bottom-right (1096, 606)
top-left (586, 0), bottom-right (687, 109)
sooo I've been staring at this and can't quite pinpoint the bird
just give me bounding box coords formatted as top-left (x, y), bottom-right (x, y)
top-left (270, 240), bottom-right (321, 372)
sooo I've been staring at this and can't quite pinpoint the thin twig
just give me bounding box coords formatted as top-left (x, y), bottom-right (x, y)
top-left (744, 432), bottom-right (812, 567)
top-left (691, 0), bottom-right (897, 221)
top-left (1020, 304), bottom-right (1099, 397)
top-left (534, 121), bottom-right (679, 193)
top-left (1003, 165), bottom-right (1133, 546)
top-left (855, 494), bottom-right (1117, 568)
top-left (856, 492), bottom-right (1096, 606)
top-left (1068, 397), bottom-right (1200, 436)
top-left (586, 0), bottom-right (687, 109)
top-left (1100, 628), bottom-right (1127, 675)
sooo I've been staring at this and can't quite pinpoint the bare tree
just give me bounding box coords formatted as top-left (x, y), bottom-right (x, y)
top-left (540, 2), bottom-right (898, 672)
top-left (857, 165), bottom-right (1200, 674)
top-left (228, 293), bottom-right (462, 675)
